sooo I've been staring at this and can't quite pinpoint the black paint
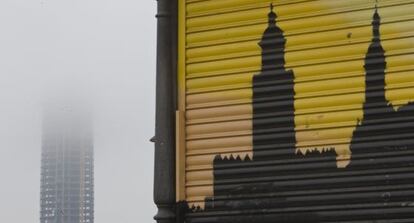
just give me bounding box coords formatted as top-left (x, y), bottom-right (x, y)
top-left (349, 9), bottom-right (414, 163)
top-left (252, 4), bottom-right (296, 157)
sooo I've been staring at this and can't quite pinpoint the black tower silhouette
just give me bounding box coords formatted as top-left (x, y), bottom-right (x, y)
top-left (252, 4), bottom-right (296, 160)
top-left (190, 5), bottom-right (322, 222)
top-left (349, 8), bottom-right (414, 162)
top-left (343, 8), bottom-right (414, 219)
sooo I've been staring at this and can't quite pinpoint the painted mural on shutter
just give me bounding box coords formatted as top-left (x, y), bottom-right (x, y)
top-left (176, 0), bottom-right (414, 222)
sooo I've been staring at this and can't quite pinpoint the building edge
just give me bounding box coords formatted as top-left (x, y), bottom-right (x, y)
top-left (153, 0), bottom-right (178, 223)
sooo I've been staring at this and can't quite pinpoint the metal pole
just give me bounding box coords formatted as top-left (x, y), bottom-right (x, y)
top-left (153, 0), bottom-right (177, 222)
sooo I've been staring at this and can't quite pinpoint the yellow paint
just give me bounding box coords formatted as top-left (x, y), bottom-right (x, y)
top-left (176, 0), bottom-right (187, 202)
top-left (187, 135), bottom-right (252, 151)
top-left (179, 0), bottom-right (414, 209)
top-left (176, 111), bottom-right (186, 201)
top-left (186, 73), bottom-right (253, 93)
top-left (187, 89), bottom-right (252, 105)
top-left (186, 104), bottom-right (252, 122)
top-left (187, 120), bottom-right (252, 138)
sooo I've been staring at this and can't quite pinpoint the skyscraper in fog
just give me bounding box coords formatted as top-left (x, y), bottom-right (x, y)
top-left (40, 105), bottom-right (94, 223)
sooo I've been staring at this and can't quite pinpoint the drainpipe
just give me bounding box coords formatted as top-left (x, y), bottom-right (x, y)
top-left (153, 0), bottom-right (177, 223)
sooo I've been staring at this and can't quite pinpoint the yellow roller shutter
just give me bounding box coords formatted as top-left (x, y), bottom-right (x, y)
top-left (176, 0), bottom-right (414, 221)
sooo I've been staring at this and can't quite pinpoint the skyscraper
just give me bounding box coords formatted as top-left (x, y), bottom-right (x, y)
top-left (40, 105), bottom-right (94, 223)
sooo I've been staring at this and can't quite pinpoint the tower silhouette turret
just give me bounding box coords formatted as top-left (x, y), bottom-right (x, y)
top-left (252, 3), bottom-right (296, 157)
top-left (259, 4), bottom-right (287, 70)
top-left (350, 7), bottom-right (407, 159)
top-left (362, 7), bottom-right (390, 116)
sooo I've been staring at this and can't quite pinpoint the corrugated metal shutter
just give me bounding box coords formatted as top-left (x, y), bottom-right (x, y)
top-left (177, 0), bottom-right (414, 222)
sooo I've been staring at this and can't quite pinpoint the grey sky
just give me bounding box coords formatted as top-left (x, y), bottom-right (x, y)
top-left (0, 0), bottom-right (157, 222)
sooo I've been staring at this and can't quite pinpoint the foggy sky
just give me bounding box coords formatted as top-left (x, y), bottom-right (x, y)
top-left (0, 0), bottom-right (157, 222)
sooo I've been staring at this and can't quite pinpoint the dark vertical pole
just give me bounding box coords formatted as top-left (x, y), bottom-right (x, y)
top-left (153, 0), bottom-right (177, 222)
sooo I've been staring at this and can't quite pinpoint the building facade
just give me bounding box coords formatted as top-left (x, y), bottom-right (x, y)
top-left (40, 106), bottom-right (94, 223)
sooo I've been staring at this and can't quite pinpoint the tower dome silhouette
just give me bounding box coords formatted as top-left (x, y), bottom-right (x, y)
top-left (259, 3), bottom-right (287, 71)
